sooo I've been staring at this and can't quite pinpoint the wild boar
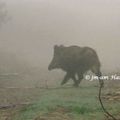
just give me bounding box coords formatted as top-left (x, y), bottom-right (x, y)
top-left (48, 45), bottom-right (104, 87)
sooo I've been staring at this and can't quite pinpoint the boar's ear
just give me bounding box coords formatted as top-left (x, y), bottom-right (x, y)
top-left (54, 45), bottom-right (60, 52)
top-left (54, 45), bottom-right (59, 51)
top-left (59, 44), bottom-right (64, 48)
top-left (54, 45), bottom-right (62, 55)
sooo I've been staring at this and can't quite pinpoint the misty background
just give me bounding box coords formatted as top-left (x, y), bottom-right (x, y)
top-left (0, 0), bottom-right (120, 87)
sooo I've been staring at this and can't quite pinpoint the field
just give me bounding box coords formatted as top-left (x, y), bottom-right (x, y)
top-left (0, 77), bottom-right (120, 120)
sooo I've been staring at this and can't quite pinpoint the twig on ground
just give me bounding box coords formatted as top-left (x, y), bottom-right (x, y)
top-left (98, 80), bottom-right (118, 120)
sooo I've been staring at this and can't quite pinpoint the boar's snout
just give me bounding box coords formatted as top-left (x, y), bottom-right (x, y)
top-left (48, 64), bottom-right (52, 71)
top-left (48, 59), bottom-right (60, 71)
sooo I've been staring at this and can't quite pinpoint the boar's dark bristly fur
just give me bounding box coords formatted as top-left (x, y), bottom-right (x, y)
top-left (48, 45), bottom-right (104, 87)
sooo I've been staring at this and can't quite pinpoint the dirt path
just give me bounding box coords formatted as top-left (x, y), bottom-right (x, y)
top-left (0, 87), bottom-right (45, 120)
top-left (0, 108), bottom-right (17, 120)
top-left (0, 104), bottom-right (30, 120)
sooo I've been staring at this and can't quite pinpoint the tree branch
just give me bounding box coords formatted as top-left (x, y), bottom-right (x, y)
top-left (98, 80), bottom-right (118, 120)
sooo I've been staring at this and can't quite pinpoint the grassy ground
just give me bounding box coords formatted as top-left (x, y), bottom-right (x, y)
top-left (2, 80), bottom-right (118, 120)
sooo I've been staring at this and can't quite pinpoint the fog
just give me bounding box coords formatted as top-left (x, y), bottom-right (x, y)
top-left (1, 0), bottom-right (120, 73)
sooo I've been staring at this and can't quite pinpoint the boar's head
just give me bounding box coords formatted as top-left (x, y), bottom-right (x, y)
top-left (48, 45), bottom-right (64, 71)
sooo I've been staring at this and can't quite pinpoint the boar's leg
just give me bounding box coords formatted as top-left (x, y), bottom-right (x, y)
top-left (71, 75), bottom-right (79, 87)
top-left (61, 72), bottom-right (70, 85)
top-left (77, 73), bottom-right (84, 85)
top-left (61, 72), bottom-right (78, 87)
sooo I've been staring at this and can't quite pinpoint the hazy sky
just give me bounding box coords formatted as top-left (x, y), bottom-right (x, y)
top-left (0, 0), bottom-right (120, 71)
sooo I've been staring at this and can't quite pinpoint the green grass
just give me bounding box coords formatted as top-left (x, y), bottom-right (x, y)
top-left (12, 84), bottom-right (120, 120)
